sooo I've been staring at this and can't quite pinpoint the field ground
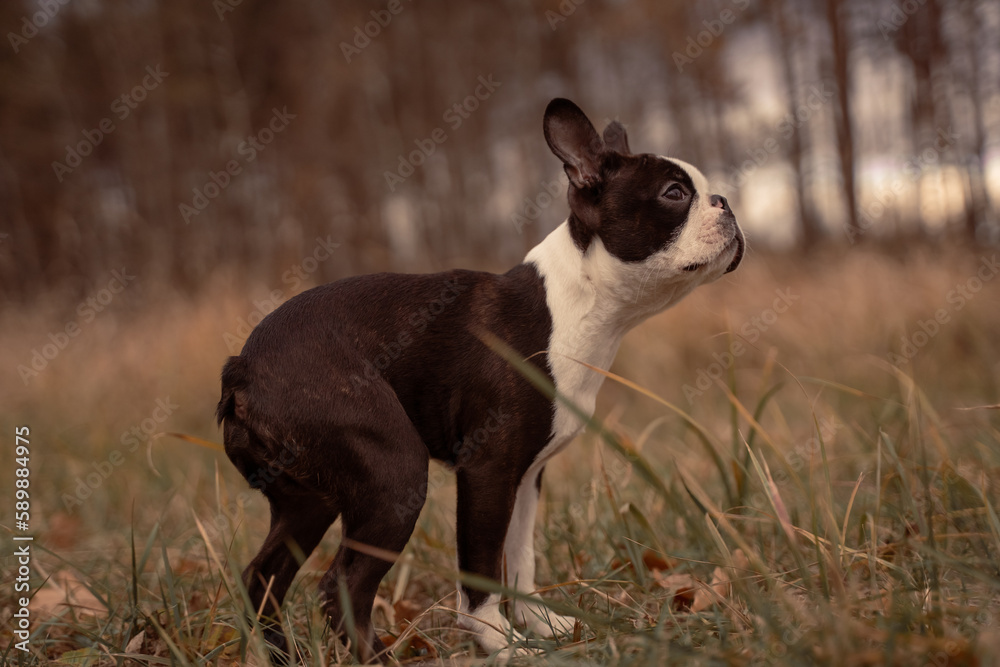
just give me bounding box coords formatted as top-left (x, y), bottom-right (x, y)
top-left (2, 243), bottom-right (1000, 665)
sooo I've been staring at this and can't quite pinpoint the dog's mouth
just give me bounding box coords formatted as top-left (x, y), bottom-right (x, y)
top-left (724, 231), bottom-right (745, 273)
top-left (682, 232), bottom-right (744, 274)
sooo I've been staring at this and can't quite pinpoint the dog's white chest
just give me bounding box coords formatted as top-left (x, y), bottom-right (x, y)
top-left (541, 338), bottom-right (619, 459)
top-left (525, 222), bottom-right (627, 468)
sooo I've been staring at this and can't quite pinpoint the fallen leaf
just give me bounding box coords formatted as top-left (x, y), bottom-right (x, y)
top-left (642, 549), bottom-right (676, 573)
top-left (44, 513), bottom-right (81, 550)
top-left (393, 599), bottom-right (423, 625)
top-left (691, 566), bottom-right (729, 613)
top-left (31, 570), bottom-right (104, 618)
top-left (395, 633), bottom-right (438, 661)
top-left (125, 631), bottom-right (145, 653)
top-left (56, 647), bottom-right (102, 664)
top-left (653, 572), bottom-right (698, 611)
top-left (691, 550), bottom-right (748, 613)
top-left (123, 630), bottom-right (161, 666)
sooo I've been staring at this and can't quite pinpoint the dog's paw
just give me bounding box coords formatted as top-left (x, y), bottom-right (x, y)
top-left (517, 603), bottom-right (577, 638)
top-left (471, 625), bottom-right (533, 661)
top-left (458, 595), bottom-right (533, 658)
top-left (492, 643), bottom-right (541, 663)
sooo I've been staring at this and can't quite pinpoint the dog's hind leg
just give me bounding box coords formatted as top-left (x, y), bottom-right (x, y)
top-left (317, 421), bottom-right (429, 664)
top-left (222, 418), bottom-right (336, 660)
top-left (241, 446), bottom-right (338, 617)
top-left (243, 496), bottom-right (336, 661)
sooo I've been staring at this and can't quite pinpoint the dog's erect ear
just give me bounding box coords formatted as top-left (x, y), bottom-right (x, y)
top-left (602, 121), bottom-right (630, 155)
top-left (543, 98), bottom-right (604, 190)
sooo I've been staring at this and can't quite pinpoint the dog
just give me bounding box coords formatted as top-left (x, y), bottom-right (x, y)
top-left (216, 98), bottom-right (743, 662)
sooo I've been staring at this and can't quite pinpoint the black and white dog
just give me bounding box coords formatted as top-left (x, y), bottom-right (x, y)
top-left (217, 98), bottom-right (743, 662)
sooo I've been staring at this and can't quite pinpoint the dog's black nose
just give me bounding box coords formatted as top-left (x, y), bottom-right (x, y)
top-left (710, 194), bottom-right (730, 211)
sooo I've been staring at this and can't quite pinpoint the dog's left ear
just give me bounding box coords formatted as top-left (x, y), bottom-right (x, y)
top-left (543, 98), bottom-right (605, 190)
top-left (602, 121), bottom-right (630, 155)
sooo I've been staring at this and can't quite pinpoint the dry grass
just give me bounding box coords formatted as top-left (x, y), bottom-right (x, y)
top-left (2, 243), bottom-right (1000, 665)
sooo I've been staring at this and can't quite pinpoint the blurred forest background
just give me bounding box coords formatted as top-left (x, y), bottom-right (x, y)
top-left (3, 4), bottom-right (1000, 663)
top-left (0, 0), bottom-right (998, 304)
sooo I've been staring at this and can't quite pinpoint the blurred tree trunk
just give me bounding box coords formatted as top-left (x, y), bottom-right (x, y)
top-left (899, 0), bottom-right (946, 237)
top-left (824, 0), bottom-right (860, 237)
top-left (774, 0), bottom-right (820, 248)
top-left (960, 0), bottom-right (991, 242)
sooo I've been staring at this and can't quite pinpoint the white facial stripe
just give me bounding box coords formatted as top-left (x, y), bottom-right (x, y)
top-left (660, 156), bottom-right (710, 197)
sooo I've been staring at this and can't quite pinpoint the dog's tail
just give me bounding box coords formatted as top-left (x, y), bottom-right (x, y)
top-left (216, 355), bottom-right (251, 425)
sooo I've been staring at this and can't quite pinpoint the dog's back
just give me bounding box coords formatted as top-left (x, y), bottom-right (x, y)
top-left (217, 265), bottom-right (553, 465)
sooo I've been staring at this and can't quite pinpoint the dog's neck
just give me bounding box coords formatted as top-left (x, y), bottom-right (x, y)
top-left (527, 221), bottom-right (626, 358)
top-left (524, 220), bottom-right (705, 447)
top-left (524, 221), bottom-right (656, 445)
top-left (525, 220), bottom-right (694, 354)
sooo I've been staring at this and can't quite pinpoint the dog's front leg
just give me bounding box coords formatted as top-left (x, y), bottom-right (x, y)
top-left (454, 467), bottom-right (532, 658)
top-left (504, 466), bottom-right (577, 638)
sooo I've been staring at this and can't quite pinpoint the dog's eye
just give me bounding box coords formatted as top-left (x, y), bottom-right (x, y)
top-left (662, 184), bottom-right (686, 201)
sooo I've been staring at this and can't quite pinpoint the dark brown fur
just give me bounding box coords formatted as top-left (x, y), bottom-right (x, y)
top-left (217, 265), bottom-right (553, 662)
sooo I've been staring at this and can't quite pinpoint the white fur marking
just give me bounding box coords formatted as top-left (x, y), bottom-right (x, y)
top-left (525, 224), bottom-right (625, 464)
top-left (503, 471), bottom-right (576, 637)
top-left (456, 590), bottom-right (530, 657)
